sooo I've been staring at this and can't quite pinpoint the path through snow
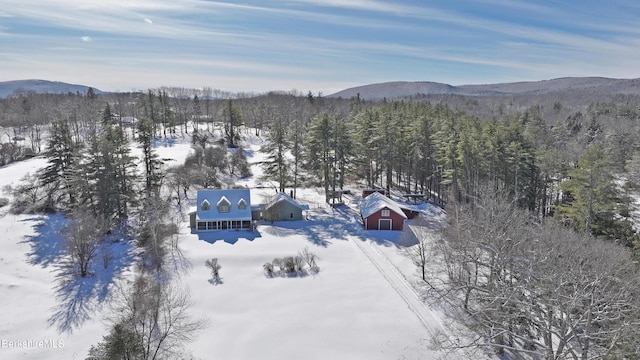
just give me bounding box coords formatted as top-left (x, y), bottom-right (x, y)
top-left (334, 204), bottom-right (465, 359)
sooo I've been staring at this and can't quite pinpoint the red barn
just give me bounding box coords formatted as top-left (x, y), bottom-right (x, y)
top-left (359, 192), bottom-right (407, 230)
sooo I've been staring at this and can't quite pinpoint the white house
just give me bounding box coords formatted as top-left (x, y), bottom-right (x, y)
top-left (190, 189), bottom-right (252, 231)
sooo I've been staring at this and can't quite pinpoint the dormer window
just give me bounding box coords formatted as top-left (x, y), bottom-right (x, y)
top-left (217, 196), bottom-right (231, 213)
top-left (201, 199), bottom-right (211, 211)
top-left (238, 198), bottom-right (247, 210)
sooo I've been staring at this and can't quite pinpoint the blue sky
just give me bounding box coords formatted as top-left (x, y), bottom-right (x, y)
top-left (1, 0), bottom-right (639, 94)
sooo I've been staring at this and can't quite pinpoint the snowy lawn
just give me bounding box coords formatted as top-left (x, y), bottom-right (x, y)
top-left (179, 204), bottom-right (446, 360)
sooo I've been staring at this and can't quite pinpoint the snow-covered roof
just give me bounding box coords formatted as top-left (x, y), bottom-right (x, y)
top-left (217, 195), bottom-right (230, 206)
top-left (266, 192), bottom-right (309, 210)
top-left (197, 189), bottom-right (251, 220)
top-left (359, 192), bottom-right (407, 219)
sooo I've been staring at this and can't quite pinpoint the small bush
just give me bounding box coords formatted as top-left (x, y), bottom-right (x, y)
top-left (293, 256), bottom-right (305, 272)
top-left (263, 262), bottom-right (274, 277)
top-left (266, 249), bottom-right (320, 278)
top-left (206, 258), bottom-right (222, 285)
top-left (282, 256), bottom-right (296, 274)
top-left (299, 247), bottom-right (319, 271)
top-left (0, 197), bottom-right (9, 208)
top-left (205, 258), bottom-right (221, 276)
top-left (272, 258), bottom-right (284, 273)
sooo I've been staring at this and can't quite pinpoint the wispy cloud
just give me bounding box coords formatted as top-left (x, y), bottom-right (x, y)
top-left (1, 0), bottom-right (639, 93)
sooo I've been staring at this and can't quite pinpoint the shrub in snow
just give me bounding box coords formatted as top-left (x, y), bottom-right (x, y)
top-left (272, 257), bottom-right (284, 273)
top-left (263, 262), bottom-right (274, 277)
top-left (299, 247), bottom-right (320, 273)
top-left (0, 197), bottom-right (8, 208)
top-left (205, 258), bottom-right (221, 277)
top-left (267, 250), bottom-right (320, 278)
top-left (293, 255), bottom-right (305, 272)
top-left (282, 256), bottom-right (296, 274)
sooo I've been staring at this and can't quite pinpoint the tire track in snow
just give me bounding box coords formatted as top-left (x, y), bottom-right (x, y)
top-left (350, 234), bottom-right (444, 334)
top-left (336, 204), bottom-right (463, 359)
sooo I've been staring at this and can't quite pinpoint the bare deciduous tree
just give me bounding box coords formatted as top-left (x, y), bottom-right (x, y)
top-left (63, 209), bottom-right (107, 277)
top-left (91, 276), bottom-right (207, 360)
top-left (299, 247), bottom-right (320, 273)
top-left (427, 184), bottom-right (640, 359)
top-left (399, 217), bottom-right (432, 284)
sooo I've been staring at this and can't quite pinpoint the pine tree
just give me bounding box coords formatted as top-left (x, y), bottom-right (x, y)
top-left (137, 118), bottom-right (164, 195)
top-left (289, 115), bottom-right (306, 199)
top-left (78, 125), bottom-right (137, 221)
top-left (352, 109), bottom-right (378, 187)
top-left (306, 113), bottom-right (333, 203)
top-left (261, 115), bottom-right (289, 192)
top-left (102, 103), bottom-right (113, 125)
top-left (39, 119), bottom-right (81, 208)
top-left (222, 99), bottom-right (243, 148)
top-left (555, 143), bottom-right (634, 243)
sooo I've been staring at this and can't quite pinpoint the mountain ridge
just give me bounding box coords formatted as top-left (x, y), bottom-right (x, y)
top-left (328, 77), bottom-right (640, 99)
top-left (0, 79), bottom-right (103, 98)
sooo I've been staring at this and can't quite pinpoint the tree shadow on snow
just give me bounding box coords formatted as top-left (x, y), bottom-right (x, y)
top-left (196, 229), bottom-right (262, 245)
top-left (259, 205), bottom-right (400, 248)
top-left (20, 213), bottom-right (68, 267)
top-left (21, 214), bottom-right (136, 334)
top-left (152, 137), bottom-right (176, 148)
top-left (49, 237), bottom-right (135, 334)
top-left (208, 274), bottom-right (223, 285)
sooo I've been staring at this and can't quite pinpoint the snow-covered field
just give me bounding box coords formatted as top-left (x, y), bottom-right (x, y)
top-left (0, 129), bottom-right (469, 360)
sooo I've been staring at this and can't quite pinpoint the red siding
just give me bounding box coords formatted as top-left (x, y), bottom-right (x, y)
top-left (363, 206), bottom-right (405, 230)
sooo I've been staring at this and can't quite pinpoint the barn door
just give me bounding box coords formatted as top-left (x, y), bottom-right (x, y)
top-left (379, 219), bottom-right (391, 230)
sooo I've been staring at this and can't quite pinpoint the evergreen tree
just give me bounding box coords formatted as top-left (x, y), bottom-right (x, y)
top-left (306, 113), bottom-right (333, 203)
top-left (39, 119), bottom-right (81, 208)
top-left (352, 109), bottom-right (379, 187)
top-left (230, 147), bottom-right (252, 178)
top-left (137, 118), bottom-right (164, 195)
top-left (289, 114), bottom-right (306, 199)
top-left (78, 125), bottom-right (137, 221)
top-left (331, 114), bottom-right (352, 194)
top-left (102, 103), bottom-right (113, 125)
top-left (261, 115), bottom-right (289, 192)
top-left (555, 143), bottom-right (635, 244)
top-left (222, 99), bottom-right (243, 148)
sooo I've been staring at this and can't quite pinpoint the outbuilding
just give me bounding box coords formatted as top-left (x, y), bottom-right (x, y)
top-left (254, 192), bottom-right (308, 221)
top-left (359, 192), bottom-right (407, 230)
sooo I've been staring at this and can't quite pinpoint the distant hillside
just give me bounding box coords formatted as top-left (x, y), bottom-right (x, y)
top-left (0, 80), bottom-right (103, 98)
top-left (329, 77), bottom-right (640, 100)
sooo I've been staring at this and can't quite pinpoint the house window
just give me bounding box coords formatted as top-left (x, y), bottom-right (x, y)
top-left (201, 200), bottom-right (211, 211)
top-left (381, 209), bottom-right (390, 217)
top-left (217, 196), bottom-right (231, 213)
top-left (238, 198), bottom-right (247, 210)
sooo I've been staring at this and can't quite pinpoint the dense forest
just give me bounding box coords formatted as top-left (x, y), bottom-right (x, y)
top-left (1, 85), bottom-right (640, 358)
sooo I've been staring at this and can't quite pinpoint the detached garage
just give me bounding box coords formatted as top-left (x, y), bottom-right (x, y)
top-left (359, 192), bottom-right (407, 230)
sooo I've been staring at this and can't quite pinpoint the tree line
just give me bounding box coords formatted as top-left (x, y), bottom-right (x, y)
top-left (4, 86), bottom-right (640, 358)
